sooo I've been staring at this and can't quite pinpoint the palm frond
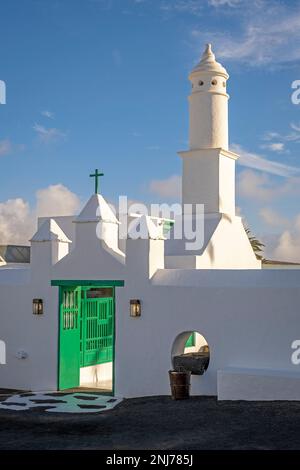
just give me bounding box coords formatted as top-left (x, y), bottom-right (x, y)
top-left (245, 227), bottom-right (265, 260)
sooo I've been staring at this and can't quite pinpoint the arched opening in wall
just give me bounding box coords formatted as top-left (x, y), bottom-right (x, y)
top-left (171, 331), bottom-right (210, 375)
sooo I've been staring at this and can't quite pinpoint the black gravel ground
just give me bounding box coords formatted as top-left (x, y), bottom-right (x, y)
top-left (0, 395), bottom-right (300, 450)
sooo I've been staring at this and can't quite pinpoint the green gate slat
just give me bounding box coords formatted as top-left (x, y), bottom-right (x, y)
top-left (80, 295), bottom-right (114, 367)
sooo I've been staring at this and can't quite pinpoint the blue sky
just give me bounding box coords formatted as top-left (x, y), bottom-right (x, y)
top-left (1, 0), bottom-right (300, 260)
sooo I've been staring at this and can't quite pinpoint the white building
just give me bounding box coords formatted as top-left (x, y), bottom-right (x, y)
top-left (1, 44), bottom-right (300, 400)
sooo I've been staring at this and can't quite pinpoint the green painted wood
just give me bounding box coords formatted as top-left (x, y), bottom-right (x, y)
top-left (163, 220), bottom-right (174, 236)
top-left (52, 280), bottom-right (124, 287)
top-left (58, 283), bottom-right (116, 390)
top-left (186, 332), bottom-right (196, 348)
top-left (58, 287), bottom-right (81, 390)
top-left (89, 168), bottom-right (104, 194)
top-left (80, 291), bottom-right (114, 367)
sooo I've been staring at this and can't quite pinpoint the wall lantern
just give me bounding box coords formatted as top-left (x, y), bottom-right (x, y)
top-left (32, 299), bottom-right (43, 315)
top-left (130, 299), bottom-right (141, 317)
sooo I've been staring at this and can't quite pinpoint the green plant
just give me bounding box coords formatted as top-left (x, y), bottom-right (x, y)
top-left (245, 228), bottom-right (265, 260)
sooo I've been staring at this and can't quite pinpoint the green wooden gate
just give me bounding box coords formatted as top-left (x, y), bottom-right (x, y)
top-left (59, 285), bottom-right (114, 390)
top-left (59, 286), bottom-right (81, 390)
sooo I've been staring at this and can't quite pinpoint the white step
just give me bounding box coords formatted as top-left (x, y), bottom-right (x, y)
top-left (218, 367), bottom-right (300, 401)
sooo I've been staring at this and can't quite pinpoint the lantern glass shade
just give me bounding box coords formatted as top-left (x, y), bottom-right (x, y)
top-left (33, 299), bottom-right (43, 315)
top-left (130, 299), bottom-right (141, 317)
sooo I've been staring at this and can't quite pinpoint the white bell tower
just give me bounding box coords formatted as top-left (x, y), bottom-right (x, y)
top-left (189, 43), bottom-right (229, 151)
top-left (165, 44), bottom-right (261, 269)
top-left (180, 44), bottom-right (238, 216)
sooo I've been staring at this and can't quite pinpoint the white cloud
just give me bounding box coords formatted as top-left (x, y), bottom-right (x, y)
top-left (257, 208), bottom-right (300, 262)
top-left (238, 170), bottom-right (275, 202)
top-left (149, 174), bottom-right (181, 199)
top-left (0, 198), bottom-right (33, 245)
top-left (0, 139), bottom-right (25, 156)
top-left (286, 122), bottom-right (300, 142)
top-left (191, 2), bottom-right (300, 66)
top-left (232, 143), bottom-right (300, 177)
top-left (263, 131), bottom-right (282, 141)
top-left (245, 202), bottom-right (300, 263)
top-left (209, 0), bottom-right (241, 6)
top-left (263, 123), bottom-right (300, 145)
top-left (294, 214), bottom-right (300, 233)
top-left (273, 230), bottom-right (300, 263)
top-left (161, 0), bottom-right (241, 14)
top-left (237, 169), bottom-right (300, 202)
top-left (160, 0), bottom-right (203, 15)
top-left (237, 160), bottom-right (300, 262)
top-left (0, 139), bottom-right (12, 156)
top-left (41, 110), bottom-right (54, 119)
top-left (259, 207), bottom-right (289, 228)
top-left (260, 142), bottom-right (286, 153)
top-left (0, 185), bottom-right (81, 245)
top-left (290, 122), bottom-right (300, 133)
top-left (33, 123), bottom-right (66, 143)
top-left (36, 184), bottom-right (81, 217)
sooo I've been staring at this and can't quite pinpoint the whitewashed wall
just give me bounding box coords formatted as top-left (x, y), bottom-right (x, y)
top-left (115, 269), bottom-right (300, 398)
top-left (0, 280), bottom-right (59, 391)
top-left (1, 247), bottom-right (300, 399)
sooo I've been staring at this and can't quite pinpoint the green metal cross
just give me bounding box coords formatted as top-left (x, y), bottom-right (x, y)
top-left (89, 169), bottom-right (104, 194)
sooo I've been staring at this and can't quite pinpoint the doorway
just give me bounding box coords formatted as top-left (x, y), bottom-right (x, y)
top-left (58, 285), bottom-right (115, 393)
